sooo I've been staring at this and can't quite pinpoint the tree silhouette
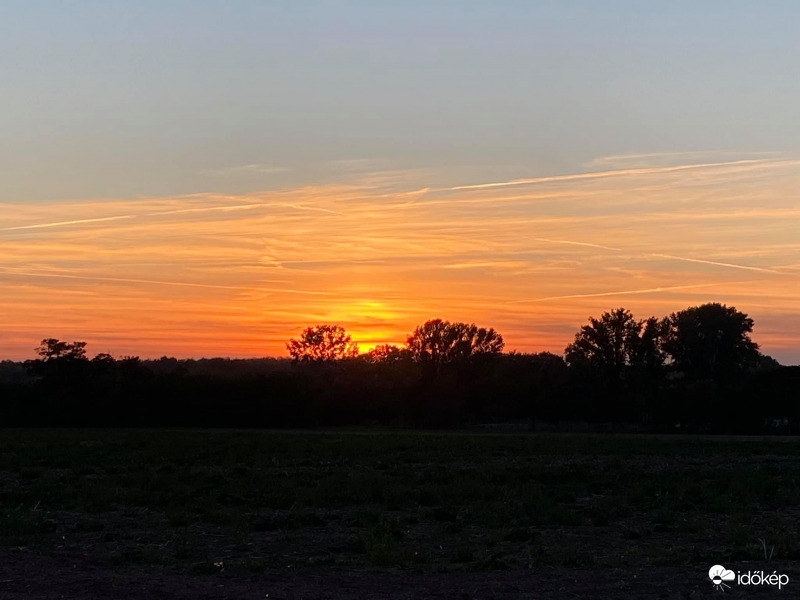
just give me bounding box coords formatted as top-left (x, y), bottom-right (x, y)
top-left (27, 338), bottom-right (90, 380)
top-left (664, 303), bottom-right (760, 382)
top-left (563, 309), bottom-right (671, 422)
top-left (0, 304), bottom-right (784, 431)
top-left (35, 338), bottom-right (88, 362)
top-left (564, 309), bottom-right (644, 377)
top-left (405, 319), bottom-right (504, 365)
top-left (363, 344), bottom-right (411, 363)
top-left (632, 316), bottom-right (670, 373)
top-left (286, 324), bottom-right (359, 362)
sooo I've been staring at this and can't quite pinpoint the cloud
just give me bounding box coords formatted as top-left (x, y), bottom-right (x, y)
top-left (0, 200), bottom-right (344, 234)
top-left (0, 268), bottom-right (337, 296)
top-left (205, 164), bottom-right (289, 177)
top-left (510, 282), bottom-right (750, 304)
top-left (586, 150), bottom-right (783, 169)
top-left (0, 214), bottom-right (137, 232)
top-left (532, 238), bottom-right (622, 252)
top-left (441, 158), bottom-right (785, 192)
top-left (651, 254), bottom-right (784, 274)
top-left (322, 158), bottom-right (391, 173)
top-left (1, 154), bottom-right (799, 359)
top-left (441, 260), bottom-right (529, 270)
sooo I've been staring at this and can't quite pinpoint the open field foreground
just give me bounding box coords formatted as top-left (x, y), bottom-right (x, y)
top-left (1, 430), bottom-right (798, 599)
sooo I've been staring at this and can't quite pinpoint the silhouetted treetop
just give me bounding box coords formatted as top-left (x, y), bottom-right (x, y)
top-left (363, 344), bottom-right (411, 363)
top-left (35, 338), bottom-right (88, 362)
top-left (286, 324), bottom-right (359, 362)
top-left (633, 316), bottom-right (670, 373)
top-left (4, 304), bottom-right (795, 432)
top-left (565, 309), bottom-right (646, 373)
top-left (406, 319), bottom-right (504, 364)
top-left (664, 303), bottom-right (759, 382)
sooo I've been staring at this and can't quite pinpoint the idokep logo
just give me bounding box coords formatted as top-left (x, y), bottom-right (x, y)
top-left (708, 564), bottom-right (790, 591)
top-left (708, 565), bottom-right (735, 590)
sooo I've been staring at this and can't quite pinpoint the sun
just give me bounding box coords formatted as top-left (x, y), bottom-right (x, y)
top-left (355, 339), bottom-right (407, 354)
top-left (324, 300), bottom-right (406, 354)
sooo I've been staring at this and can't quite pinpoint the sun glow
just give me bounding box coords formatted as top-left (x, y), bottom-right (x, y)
top-left (1, 156), bottom-right (800, 363)
top-left (319, 301), bottom-right (406, 353)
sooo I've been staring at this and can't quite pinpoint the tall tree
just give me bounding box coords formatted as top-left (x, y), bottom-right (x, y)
top-left (663, 303), bottom-right (759, 382)
top-left (35, 338), bottom-right (88, 362)
top-left (564, 308), bottom-right (643, 377)
top-left (26, 338), bottom-right (91, 388)
top-left (286, 324), bottom-right (359, 362)
top-left (565, 308), bottom-right (668, 422)
top-left (632, 316), bottom-right (670, 374)
top-left (405, 319), bottom-right (504, 365)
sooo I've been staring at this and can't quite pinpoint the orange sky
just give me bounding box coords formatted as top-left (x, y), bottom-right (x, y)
top-left (2, 153), bottom-right (799, 364)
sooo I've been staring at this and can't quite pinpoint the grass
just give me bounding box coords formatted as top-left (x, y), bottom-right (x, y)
top-left (1, 429), bottom-right (800, 575)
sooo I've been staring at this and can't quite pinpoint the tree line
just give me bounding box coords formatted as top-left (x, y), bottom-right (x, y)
top-left (1, 302), bottom-right (797, 432)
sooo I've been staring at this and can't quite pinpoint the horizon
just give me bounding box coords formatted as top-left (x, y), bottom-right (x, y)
top-left (2, 2), bottom-right (799, 364)
top-left (7, 298), bottom-right (798, 366)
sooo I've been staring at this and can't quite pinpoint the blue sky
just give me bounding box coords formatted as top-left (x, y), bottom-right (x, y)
top-left (2, 1), bottom-right (798, 202)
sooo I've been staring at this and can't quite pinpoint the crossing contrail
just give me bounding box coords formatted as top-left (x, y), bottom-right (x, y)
top-left (651, 254), bottom-right (784, 274)
top-left (0, 268), bottom-right (337, 296)
top-left (0, 201), bottom-right (342, 233)
top-left (533, 238), bottom-right (622, 252)
top-left (441, 159), bottom-right (780, 192)
top-left (511, 281), bottom-right (748, 304)
top-left (0, 215), bottom-right (137, 231)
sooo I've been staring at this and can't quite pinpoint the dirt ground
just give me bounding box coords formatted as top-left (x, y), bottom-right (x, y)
top-left (2, 430), bottom-right (798, 599)
top-left (3, 551), bottom-right (792, 599)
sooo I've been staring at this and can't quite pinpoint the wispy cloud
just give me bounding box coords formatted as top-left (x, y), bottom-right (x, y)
top-left (322, 158), bottom-right (392, 173)
top-left (1, 155), bottom-right (799, 359)
top-left (0, 268), bottom-right (337, 296)
top-left (510, 282), bottom-right (751, 304)
top-left (277, 203), bottom-right (346, 216)
top-left (206, 164), bottom-right (290, 177)
top-left (441, 260), bottom-right (528, 270)
top-left (442, 159), bottom-right (784, 192)
top-left (533, 238), bottom-right (622, 252)
top-left (585, 150), bottom-right (783, 169)
top-left (0, 215), bottom-right (137, 232)
top-left (651, 254), bottom-right (784, 274)
top-left (0, 200), bottom-right (343, 234)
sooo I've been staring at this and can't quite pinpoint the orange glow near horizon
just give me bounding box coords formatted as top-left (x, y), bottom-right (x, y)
top-left (2, 155), bottom-right (800, 364)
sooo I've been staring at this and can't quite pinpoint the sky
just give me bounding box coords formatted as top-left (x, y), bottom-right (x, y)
top-left (1, 1), bottom-right (799, 363)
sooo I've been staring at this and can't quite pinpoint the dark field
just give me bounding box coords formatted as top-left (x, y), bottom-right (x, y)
top-left (1, 430), bottom-right (799, 598)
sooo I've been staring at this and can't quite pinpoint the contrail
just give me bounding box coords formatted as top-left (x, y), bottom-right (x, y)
top-left (651, 254), bottom-right (783, 274)
top-left (0, 206), bottom-right (260, 233)
top-left (511, 281), bottom-right (748, 304)
top-left (0, 269), bottom-right (337, 296)
top-left (0, 201), bottom-right (342, 233)
top-left (589, 150), bottom-right (781, 164)
top-left (279, 203), bottom-right (346, 216)
top-left (148, 203), bottom-right (267, 217)
top-left (441, 159), bottom-right (780, 192)
top-left (0, 215), bottom-right (137, 231)
top-left (441, 261), bottom-right (526, 270)
top-left (533, 238), bottom-right (622, 252)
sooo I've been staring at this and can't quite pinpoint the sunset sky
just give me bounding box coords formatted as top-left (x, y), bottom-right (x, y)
top-left (2, 2), bottom-right (799, 363)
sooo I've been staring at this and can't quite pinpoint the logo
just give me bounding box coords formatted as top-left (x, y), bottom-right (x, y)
top-left (708, 565), bottom-right (735, 590)
top-left (708, 564), bottom-right (789, 591)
